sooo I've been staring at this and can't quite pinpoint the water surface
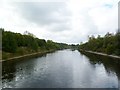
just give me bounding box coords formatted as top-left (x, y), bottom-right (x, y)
top-left (2, 49), bottom-right (120, 88)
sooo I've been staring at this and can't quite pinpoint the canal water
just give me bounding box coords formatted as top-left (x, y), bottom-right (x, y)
top-left (1, 49), bottom-right (120, 88)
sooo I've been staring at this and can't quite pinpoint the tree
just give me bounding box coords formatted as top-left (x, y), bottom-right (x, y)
top-left (2, 29), bottom-right (71, 55)
top-left (79, 31), bottom-right (120, 56)
top-left (2, 31), bottom-right (18, 53)
top-left (114, 30), bottom-right (120, 55)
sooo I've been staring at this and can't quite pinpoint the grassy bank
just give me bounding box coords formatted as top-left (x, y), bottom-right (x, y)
top-left (0, 50), bottom-right (2, 60)
top-left (2, 48), bottom-right (55, 62)
top-left (79, 49), bottom-right (120, 59)
top-left (2, 47), bottom-right (46, 60)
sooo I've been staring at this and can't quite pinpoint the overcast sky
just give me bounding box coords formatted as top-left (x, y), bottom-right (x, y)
top-left (0, 0), bottom-right (119, 44)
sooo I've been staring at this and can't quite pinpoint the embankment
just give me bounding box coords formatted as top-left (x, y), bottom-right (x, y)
top-left (79, 49), bottom-right (120, 59)
top-left (1, 50), bottom-right (55, 62)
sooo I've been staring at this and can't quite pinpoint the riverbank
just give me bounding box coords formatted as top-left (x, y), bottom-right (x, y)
top-left (0, 50), bottom-right (1, 60)
top-left (1, 49), bottom-right (55, 62)
top-left (79, 49), bottom-right (120, 59)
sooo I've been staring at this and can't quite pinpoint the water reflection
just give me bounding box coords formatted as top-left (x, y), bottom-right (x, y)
top-left (80, 51), bottom-right (120, 78)
top-left (80, 51), bottom-right (120, 88)
top-left (2, 50), bottom-right (120, 88)
top-left (2, 61), bottom-right (16, 82)
top-left (2, 54), bottom-right (47, 88)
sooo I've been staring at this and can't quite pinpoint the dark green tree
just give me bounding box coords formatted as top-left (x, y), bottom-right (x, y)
top-left (2, 31), bottom-right (18, 53)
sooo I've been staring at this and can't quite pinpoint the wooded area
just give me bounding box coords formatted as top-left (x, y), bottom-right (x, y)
top-left (1, 28), bottom-right (75, 59)
top-left (2, 27), bottom-right (119, 60)
top-left (79, 30), bottom-right (120, 56)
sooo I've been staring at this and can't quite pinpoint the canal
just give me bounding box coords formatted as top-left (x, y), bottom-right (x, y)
top-left (1, 49), bottom-right (120, 88)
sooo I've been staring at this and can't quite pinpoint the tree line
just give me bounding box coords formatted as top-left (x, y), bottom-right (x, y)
top-left (79, 30), bottom-right (120, 56)
top-left (1, 28), bottom-right (72, 56)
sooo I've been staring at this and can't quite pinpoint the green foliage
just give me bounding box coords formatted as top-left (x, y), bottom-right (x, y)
top-left (2, 29), bottom-right (75, 55)
top-left (79, 31), bottom-right (120, 56)
top-left (0, 28), bottom-right (3, 50)
top-left (2, 30), bottom-right (18, 53)
top-left (36, 38), bottom-right (46, 48)
top-left (106, 44), bottom-right (114, 54)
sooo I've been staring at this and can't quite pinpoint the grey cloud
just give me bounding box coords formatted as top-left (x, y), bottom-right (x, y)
top-left (14, 1), bottom-right (71, 26)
